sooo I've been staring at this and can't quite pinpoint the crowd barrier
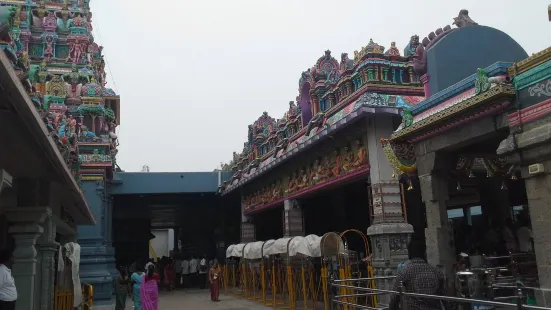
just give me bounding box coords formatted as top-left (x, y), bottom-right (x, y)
top-left (221, 230), bottom-right (376, 310)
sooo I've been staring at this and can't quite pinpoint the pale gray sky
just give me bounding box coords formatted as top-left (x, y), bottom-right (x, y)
top-left (90, 0), bottom-right (550, 172)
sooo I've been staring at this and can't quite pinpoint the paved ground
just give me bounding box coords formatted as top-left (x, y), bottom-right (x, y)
top-left (125, 289), bottom-right (273, 310)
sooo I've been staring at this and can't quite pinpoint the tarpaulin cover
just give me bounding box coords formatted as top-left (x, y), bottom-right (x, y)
top-left (243, 241), bottom-right (265, 260)
top-left (226, 245), bottom-right (235, 258)
top-left (263, 237), bottom-right (292, 256)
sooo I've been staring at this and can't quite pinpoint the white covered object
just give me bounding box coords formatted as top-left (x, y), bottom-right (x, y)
top-left (287, 236), bottom-right (306, 257)
top-left (64, 242), bottom-right (82, 308)
top-left (226, 245), bottom-right (235, 258)
top-left (264, 237), bottom-right (292, 256)
top-left (231, 243), bottom-right (246, 257)
top-left (262, 240), bottom-right (275, 257)
top-left (244, 241), bottom-right (264, 260)
top-left (298, 234), bottom-right (323, 257)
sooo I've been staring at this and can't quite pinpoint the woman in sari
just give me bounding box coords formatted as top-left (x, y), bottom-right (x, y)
top-left (115, 266), bottom-right (130, 310)
top-left (141, 264), bottom-right (160, 310)
top-left (164, 258), bottom-right (175, 291)
top-left (130, 263), bottom-right (145, 310)
top-left (209, 262), bottom-right (221, 302)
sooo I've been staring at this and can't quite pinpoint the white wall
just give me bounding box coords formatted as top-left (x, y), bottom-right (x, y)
top-left (150, 229), bottom-right (174, 259)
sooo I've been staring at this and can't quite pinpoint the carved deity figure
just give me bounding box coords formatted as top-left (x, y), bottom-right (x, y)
top-left (32, 1), bottom-right (48, 28)
top-left (272, 181), bottom-right (282, 200)
top-left (332, 148), bottom-right (344, 176)
top-left (44, 36), bottom-right (54, 60)
top-left (387, 42), bottom-right (401, 57)
top-left (64, 63), bottom-right (82, 97)
top-left (453, 9), bottom-right (477, 28)
top-left (342, 145), bottom-right (355, 172)
top-left (55, 3), bottom-right (71, 30)
top-left (351, 140), bottom-right (368, 168)
top-left (317, 156), bottom-right (333, 183)
top-left (286, 173), bottom-right (298, 194)
top-left (45, 74), bottom-right (67, 97)
top-left (296, 168), bottom-right (308, 191)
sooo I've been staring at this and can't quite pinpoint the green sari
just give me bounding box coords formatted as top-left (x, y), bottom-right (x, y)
top-left (115, 275), bottom-right (129, 310)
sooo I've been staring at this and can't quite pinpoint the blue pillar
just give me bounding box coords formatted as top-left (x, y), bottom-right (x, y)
top-left (77, 180), bottom-right (115, 308)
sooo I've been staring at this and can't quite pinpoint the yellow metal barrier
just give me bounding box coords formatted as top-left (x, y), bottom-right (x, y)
top-left (82, 282), bottom-right (94, 310)
top-left (54, 288), bottom-right (74, 310)
top-left (54, 282), bottom-right (93, 310)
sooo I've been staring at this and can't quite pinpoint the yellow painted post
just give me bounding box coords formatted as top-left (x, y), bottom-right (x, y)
top-left (321, 266), bottom-right (328, 310)
top-left (260, 263), bottom-right (266, 302)
top-left (301, 265), bottom-right (308, 310)
top-left (339, 267), bottom-right (348, 310)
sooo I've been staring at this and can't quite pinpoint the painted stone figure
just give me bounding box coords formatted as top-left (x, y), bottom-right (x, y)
top-left (296, 168), bottom-right (308, 191)
top-left (332, 148), bottom-right (344, 176)
top-left (286, 173), bottom-right (298, 194)
top-left (351, 139), bottom-right (368, 169)
top-left (342, 145), bottom-right (354, 172)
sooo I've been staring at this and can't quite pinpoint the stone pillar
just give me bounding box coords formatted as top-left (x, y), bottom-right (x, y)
top-left (283, 199), bottom-right (304, 237)
top-left (3, 207), bottom-right (51, 310)
top-left (240, 197), bottom-right (255, 243)
top-left (35, 215), bottom-right (58, 310)
top-left (365, 116), bottom-right (413, 305)
top-left (105, 196), bottom-right (117, 282)
top-left (77, 180), bottom-right (114, 308)
top-left (522, 163), bottom-right (551, 305)
top-left (417, 152), bottom-right (456, 285)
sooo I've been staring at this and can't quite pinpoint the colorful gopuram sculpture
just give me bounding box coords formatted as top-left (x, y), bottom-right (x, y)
top-left (0, 0), bottom-right (119, 186)
top-left (0, 1), bottom-right (120, 305)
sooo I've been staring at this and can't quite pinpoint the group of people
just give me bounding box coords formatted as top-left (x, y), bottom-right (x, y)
top-left (173, 255), bottom-right (217, 290)
top-left (115, 256), bottom-right (222, 310)
top-left (115, 263), bottom-right (160, 310)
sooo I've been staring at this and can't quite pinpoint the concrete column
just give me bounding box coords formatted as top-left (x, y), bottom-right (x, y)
top-left (3, 207), bottom-right (51, 310)
top-left (240, 197), bottom-right (255, 243)
top-left (365, 115), bottom-right (413, 305)
top-left (77, 180), bottom-right (114, 308)
top-left (417, 152), bottom-right (456, 285)
top-left (522, 164), bottom-right (551, 306)
top-left (283, 199), bottom-right (304, 237)
top-left (35, 215), bottom-right (58, 310)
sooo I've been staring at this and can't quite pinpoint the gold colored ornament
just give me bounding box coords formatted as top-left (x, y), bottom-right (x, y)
top-left (407, 179), bottom-right (413, 191)
top-left (511, 174), bottom-right (517, 180)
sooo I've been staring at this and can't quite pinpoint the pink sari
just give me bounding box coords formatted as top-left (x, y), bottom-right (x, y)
top-left (140, 277), bottom-right (159, 310)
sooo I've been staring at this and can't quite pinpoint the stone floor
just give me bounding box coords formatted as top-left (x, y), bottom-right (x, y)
top-left (125, 289), bottom-right (273, 310)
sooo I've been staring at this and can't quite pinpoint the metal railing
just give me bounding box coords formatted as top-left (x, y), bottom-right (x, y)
top-left (331, 277), bottom-right (551, 310)
top-left (54, 282), bottom-right (94, 310)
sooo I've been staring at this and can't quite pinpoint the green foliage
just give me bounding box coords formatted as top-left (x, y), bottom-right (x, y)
top-left (214, 161), bottom-right (233, 172)
top-left (104, 108), bottom-right (115, 121)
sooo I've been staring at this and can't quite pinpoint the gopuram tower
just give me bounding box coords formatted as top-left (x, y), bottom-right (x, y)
top-left (0, 0), bottom-right (120, 307)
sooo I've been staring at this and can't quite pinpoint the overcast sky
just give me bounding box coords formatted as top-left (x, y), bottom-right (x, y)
top-left (90, 0), bottom-right (550, 172)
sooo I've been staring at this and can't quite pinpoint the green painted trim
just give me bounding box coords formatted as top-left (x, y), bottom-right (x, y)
top-left (515, 59), bottom-right (551, 90)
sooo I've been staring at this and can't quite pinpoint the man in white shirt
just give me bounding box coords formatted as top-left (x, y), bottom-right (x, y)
top-left (199, 255), bottom-right (208, 289)
top-left (181, 258), bottom-right (189, 288)
top-left (189, 256), bottom-right (198, 288)
top-left (174, 256), bottom-right (182, 288)
top-left (0, 249), bottom-right (17, 310)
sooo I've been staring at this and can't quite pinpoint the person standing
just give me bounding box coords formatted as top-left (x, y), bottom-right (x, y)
top-left (174, 256), bottom-right (182, 288)
top-left (181, 257), bottom-right (189, 288)
top-left (0, 249), bottom-right (16, 310)
top-left (189, 255), bottom-right (198, 288)
top-left (130, 263), bottom-right (145, 310)
top-left (115, 266), bottom-right (130, 310)
top-left (209, 262), bottom-right (221, 302)
top-left (164, 258), bottom-right (175, 291)
top-left (199, 255), bottom-right (208, 289)
top-left (389, 238), bottom-right (446, 310)
top-left (141, 264), bottom-right (160, 310)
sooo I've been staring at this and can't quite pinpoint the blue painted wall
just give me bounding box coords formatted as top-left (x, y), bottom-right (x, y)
top-left (109, 171), bottom-right (233, 195)
top-left (427, 25), bottom-right (528, 95)
top-left (77, 180), bottom-right (114, 306)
